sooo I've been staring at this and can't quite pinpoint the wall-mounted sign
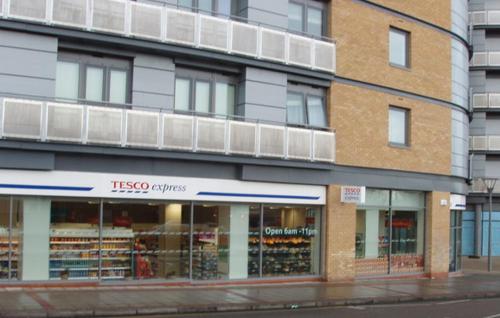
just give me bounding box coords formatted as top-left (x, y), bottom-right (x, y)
top-left (450, 194), bottom-right (466, 210)
top-left (0, 169), bottom-right (326, 205)
top-left (264, 227), bottom-right (317, 237)
top-left (341, 186), bottom-right (366, 204)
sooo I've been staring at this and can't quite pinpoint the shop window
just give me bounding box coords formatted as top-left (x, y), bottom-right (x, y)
top-left (389, 106), bottom-right (410, 146)
top-left (389, 27), bottom-right (410, 68)
top-left (262, 206), bottom-right (321, 276)
top-left (174, 68), bottom-right (237, 117)
top-left (288, 0), bottom-right (327, 38)
top-left (355, 189), bottom-right (425, 276)
top-left (449, 211), bottom-right (463, 272)
top-left (102, 201), bottom-right (191, 280)
top-left (49, 200), bottom-right (101, 281)
top-left (178, 0), bottom-right (236, 17)
top-left (55, 51), bottom-right (131, 105)
top-left (0, 198), bottom-right (10, 280)
top-left (287, 83), bottom-right (327, 128)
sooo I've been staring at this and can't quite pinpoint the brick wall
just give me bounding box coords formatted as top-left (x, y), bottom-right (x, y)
top-left (425, 191), bottom-right (451, 278)
top-left (325, 184), bottom-right (356, 281)
top-left (331, 0), bottom-right (452, 102)
top-left (331, 83), bottom-right (452, 175)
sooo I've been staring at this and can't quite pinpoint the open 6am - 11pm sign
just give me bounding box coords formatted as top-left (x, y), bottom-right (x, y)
top-left (340, 186), bottom-right (366, 204)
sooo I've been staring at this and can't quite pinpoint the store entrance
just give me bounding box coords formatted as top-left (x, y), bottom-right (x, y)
top-left (449, 210), bottom-right (463, 272)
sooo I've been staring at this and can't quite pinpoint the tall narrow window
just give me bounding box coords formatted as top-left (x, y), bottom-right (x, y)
top-left (389, 106), bottom-right (409, 146)
top-left (307, 7), bottom-right (323, 37)
top-left (307, 96), bottom-right (326, 127)
top-left (109, 70), bottom-right (127, 104)
top-left (195, 81), bottom-right (211, 113)
top-left (389, 27), bottom-right (410, 67)
top-left (287, 92), bottom-right (306, 125)
top-left (85, 67), bottom-right (104, 102)
top-left (175, 78), bottom-right (191, 111)
top-left (288, 3), bottom-right (304, 33)
top-left (215, 83), bottom-right (235, 116)
top-left (55, 61), bottom-right (79, 101)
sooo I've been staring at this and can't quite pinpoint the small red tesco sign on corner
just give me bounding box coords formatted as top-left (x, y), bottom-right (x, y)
top-left (340, 186), bottom-right (366, 204)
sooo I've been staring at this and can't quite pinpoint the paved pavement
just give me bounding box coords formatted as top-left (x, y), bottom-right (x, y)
top-left (3, 272), bottom-right (500, 317)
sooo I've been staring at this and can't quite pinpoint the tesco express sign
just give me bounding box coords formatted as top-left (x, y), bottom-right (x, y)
top-left (111, 181), bottom-right (186, 194)
top-left (340, 186), bottom-right (366, 204)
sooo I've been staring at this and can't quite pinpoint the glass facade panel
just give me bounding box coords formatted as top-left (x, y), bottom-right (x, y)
top-left (449, 211), bottom-right (463, 272)
top-left (215, 82), bottom-right (235, 116)
top-left (248, 206), bottom-right (261, 278)
top-left (56, 61), bottom-right (79, 101)
top-left (198, 0), bottom-right (213, 13)
top-left (102, 201), bottom-right (190, 280)
top-left (307, 7), bottom-right (322, 37)
top-left (356, 189), bottom-right (425, 276)
top-left (0, 198), bottom-right (9, 280)
top-left (390, 210), bottom-right (424, 273)
top-left (217, 0), bottom-right (232, 16)
top-left (287, 92), bottom-right (306, 125)
top-left (85, 67), bottom-right (104, 102)
top-left (0, 196), bottom-right (322, 282)
top-left (49, 200), bottom-right (100, 281)
top-left (355, 209), bottom-right (389, 275)
top-left (109, 70), bottom-right (127, 104)
top-left (307, 96), bottom-right (326, 127)
top-left (262, 206), bottom-right (321, 276)
top-left (178, 0), bottom-right (193, 9)
top-left (389, 28), bottom-right (408, 67)
top-left (175, 78), bottom-right (191, 111)
top-left (195, 81), bottom-right (211, 114)
top-left (288, 3), bottom-right (303, 33)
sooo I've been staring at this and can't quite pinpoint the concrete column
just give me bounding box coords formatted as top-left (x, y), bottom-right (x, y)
top-left (325, 184), bottom-right (356, 281)
top-left (365, 210), bottom-right (379, 258)
top-left (160, 204), bottom-right (183, 277)
top-left (228, 205), bottom-right (249, 279)
top-left (424, 192), bottom-right (450, 278)
top-left (19, 198), bottom-right (51, 280)
top-left (475, 203), bottom-right (483, 257)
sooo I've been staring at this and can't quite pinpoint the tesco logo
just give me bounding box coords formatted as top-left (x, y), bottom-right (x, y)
top-left (111, 181), bottom-right (187, 194)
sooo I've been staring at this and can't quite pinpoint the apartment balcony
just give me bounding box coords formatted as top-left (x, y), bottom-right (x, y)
top-left (470, 10), bottom-right (500, 27)
top-left (469, 52), bottom-right (500, 67)
top-left (0, 98), bottom-right (336, 163)
top-left (469, 135), bottom-right (500, 152)
top-left (0, 0), bottom-right (336, 74)
top-left (472, 93), bottom-right (500, 109)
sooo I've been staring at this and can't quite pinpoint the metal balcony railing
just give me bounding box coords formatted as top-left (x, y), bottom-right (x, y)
top-left (470, 10), bottom-right (500, 26)
top-left (472, 93), bottom-right (500, 108)
top-left (469, 135), bottom-right (500, 152)
top-left (0, 0), bottom-right (336, 73)
top-left (469, 52), bottom-right (500, 67)
top-left (0, 98), bottom-right (336, 163)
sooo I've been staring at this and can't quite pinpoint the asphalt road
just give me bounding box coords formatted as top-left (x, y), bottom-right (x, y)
top-left (119, 297), bottom-right (500, 318)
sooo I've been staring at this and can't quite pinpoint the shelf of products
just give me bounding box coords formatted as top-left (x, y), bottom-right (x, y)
top-left (49, 228), bottom-right (134, 281)
top-left (0, 231), bottom-right (18, 280)
top-left (248, 235), bottom-right (260, 276)
top-left (261, 235), bottom-right (313, 276)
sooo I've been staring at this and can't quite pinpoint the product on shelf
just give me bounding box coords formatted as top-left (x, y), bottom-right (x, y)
top-left (49, 228), bottom-right (134, 281)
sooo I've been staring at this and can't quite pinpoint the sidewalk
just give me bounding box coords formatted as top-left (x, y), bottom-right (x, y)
top-left (3, 272), bottom-right (500, 317)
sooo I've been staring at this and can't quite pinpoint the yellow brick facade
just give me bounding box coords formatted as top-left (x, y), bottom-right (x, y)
top-left (331, 0), bottom-right (452, 102)
top-left (330, 83), bottom-right (451, 176)
top-left (425, 192), bottom-right (451, 277)
top-left (368, 0), bottom-right (451, 30)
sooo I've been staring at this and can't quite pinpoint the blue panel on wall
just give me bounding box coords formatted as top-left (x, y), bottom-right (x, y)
top-left (462, 219), bottom-right (475, 256)
top-left (481, 212), bottom-right (500, 256)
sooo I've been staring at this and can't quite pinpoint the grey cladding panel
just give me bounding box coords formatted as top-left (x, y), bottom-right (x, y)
top-left (0, 75), bottom-right (55, 98)
top-left (0, 47), bottom-right (56, 79)
top-left (0, 149), bottom-right (54, 170)
top-left (245, 0), bottom-right (288, 29)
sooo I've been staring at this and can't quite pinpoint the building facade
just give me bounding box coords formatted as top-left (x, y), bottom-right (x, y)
top-left (467, 0), bottom-right (500, 258)
top-left (0, 0), bottom-right (467, 283)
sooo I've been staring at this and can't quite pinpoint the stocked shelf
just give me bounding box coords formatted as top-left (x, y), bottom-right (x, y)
top-left (49, 228), bottom-right (133, 281)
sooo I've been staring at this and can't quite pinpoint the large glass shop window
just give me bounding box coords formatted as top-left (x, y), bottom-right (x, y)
top-left (355, 190), bottom-right (424, 276)
top-left (262, 206), bottom-right (321, 276)
top-left (0, 198), bottom-right (10, 280)
top-left (102, 201), bottom-right (190, 280)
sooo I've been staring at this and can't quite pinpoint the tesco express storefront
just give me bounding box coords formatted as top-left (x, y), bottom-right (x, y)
top-left (0, 169), bottom-right (325, 283)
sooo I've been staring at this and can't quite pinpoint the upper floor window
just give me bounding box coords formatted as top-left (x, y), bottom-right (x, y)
top-left (388, 106), bottom-right (410, 146)
top-left (288, 0), bottom-right (326, 38)
top-left (55, 52), bottom-right (131, 104)
top-left (389, 27), bottom-right (410, 68)
top-left (178, 0), bottom-right (236, 17)
top-left (174, 67), bottom-right (237, 117)
top-left (287, 83), bottom-right (327, 127)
